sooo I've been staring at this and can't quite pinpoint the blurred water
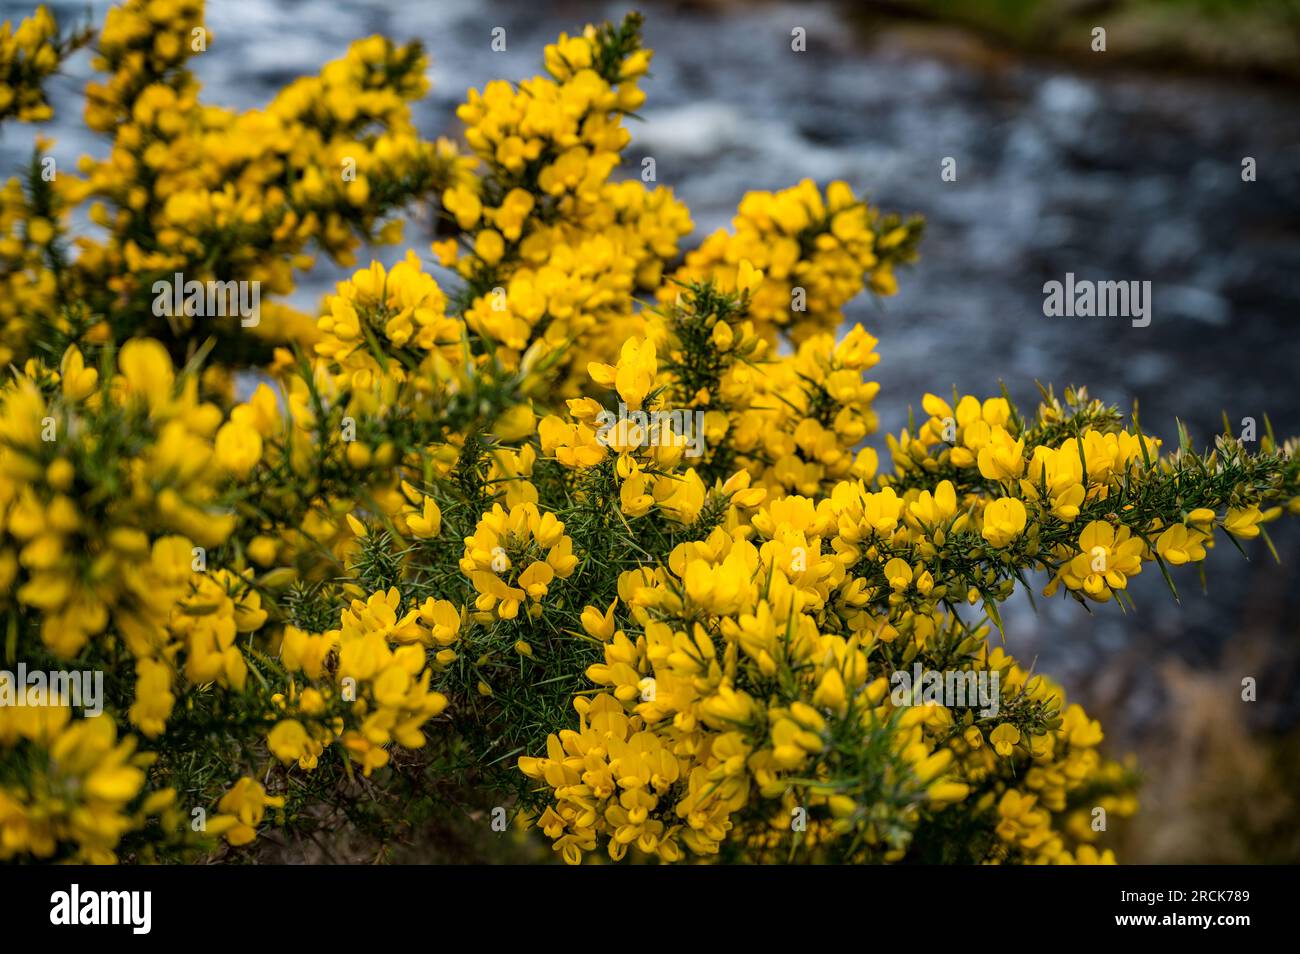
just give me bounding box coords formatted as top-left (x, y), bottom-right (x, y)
top-left (4, 0), bottom-right (1299, 736)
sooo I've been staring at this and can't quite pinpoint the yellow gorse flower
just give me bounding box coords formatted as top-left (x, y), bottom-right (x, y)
top-left (460, 502), bottom-right (578, 620)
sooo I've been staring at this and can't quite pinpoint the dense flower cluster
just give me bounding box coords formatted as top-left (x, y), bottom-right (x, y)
top-left (271, 587), bottom-right (451, 777)
top-left (509, 313), bottom-right (1291, 863)
top-left (2, 1), bottom-right (1297, 865)
top-left (0, 704), bottom-right (174, 862)
top-left (664, 179), bottom-right (922, 344)
top-left (442, 18), bottom-right (694, 389)
top-left (0, 339), bottom-right (450, 860)
top-left (0, 340), bottom-right (234, 661)
top-left (2, 0), bottom-right (462, 371)
top-left (0, 6), bottom-right (84, 123)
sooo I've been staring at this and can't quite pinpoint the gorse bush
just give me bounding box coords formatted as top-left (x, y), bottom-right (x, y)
top-left (0, 1), bottom-right (1296, 865)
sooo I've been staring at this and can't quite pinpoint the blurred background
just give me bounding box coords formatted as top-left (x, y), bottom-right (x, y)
top-left (4, 0), bottom-right (1298, 862)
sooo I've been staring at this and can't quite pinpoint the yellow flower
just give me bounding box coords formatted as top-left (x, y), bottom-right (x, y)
top-left (443, 185), bottom-right (481, 229)
top-left (128, 658), bottom-right (175, 738)
top-left (883, 557), bottom-right (912, 591)
top-left (60, 346), bottom-right (99, 402)
top-left (982, 497), bottom-right (1027, 548)
top-left (117, 338), bottom-right (175, 412)
top-left (281, 626), bottom-right (339, 680)
top-left (213, 777), bottom-right (284, 847)
top-left (460, 502), bottom-right (577, 620)
top-left (1055, 521), bottom-right (1145, 601)
top-left (268, 719), bottom-right (310, 764)
top-left (418, 598), bottom-right (461, 646)
top-left (580, 600), bottom-right (618, 640)
top-left (246, 535), bottom-right (279, 566)
top-left (474, 228), bottom-right (505, 264)
top-left (493, 403), bottom-right (536, 442)
top-left (976, 429), bottom-right (1025, 481)
top-left (589, 336), bottom-right (658, 411)
top-left (990, 723), bottom-right (1021, 757)
top-left (619, 471), bottom-right (654, 517)
top-left (908, 480), bottom-right (958, 527)
top-left (1223, 505), bottom-right (1263, 539)
top-left (215, 420), bottom-right (263, 477)
top-left (1154, 523), bottom-right (1207, 565)
top-left (812, 669), bottom-right (847, 715)
top-left (406, 495), bottom-right (442, 538)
